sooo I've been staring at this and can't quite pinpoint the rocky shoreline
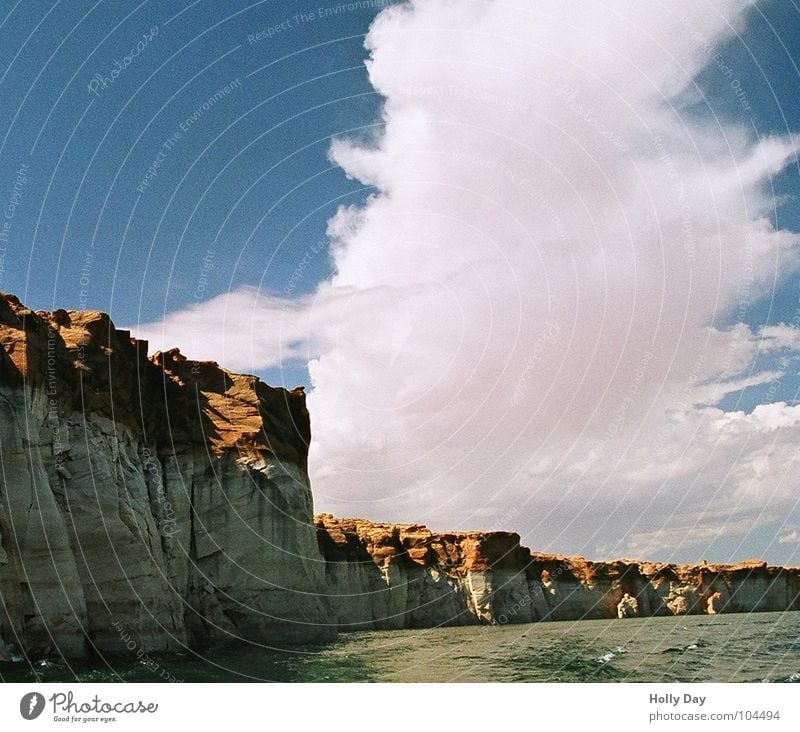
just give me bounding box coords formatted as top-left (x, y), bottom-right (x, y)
top-left (0, 293), bottom-right (798, 661)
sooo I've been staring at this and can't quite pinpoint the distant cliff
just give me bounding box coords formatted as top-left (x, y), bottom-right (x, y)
top-left (315, 515), bottom-right (800, 629)
top-left (0, 293), bottom-right (798, 662)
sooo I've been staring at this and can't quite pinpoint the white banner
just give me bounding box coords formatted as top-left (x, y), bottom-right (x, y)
top-left (0, 683), bottom-right (796, 731)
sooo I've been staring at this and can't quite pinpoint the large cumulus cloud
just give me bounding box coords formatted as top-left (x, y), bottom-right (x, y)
top-left (135, 0), bottom-right (800, 562)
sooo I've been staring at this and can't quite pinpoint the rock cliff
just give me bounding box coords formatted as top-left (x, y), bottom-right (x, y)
top-left (0, 293), bottom-right (329, 661)
top-left (315, 516), bottom-right (800, 629)
top-left (1, 293), bottom-right (798, 662)
top-left (315, 514), bottom-right (538, 629)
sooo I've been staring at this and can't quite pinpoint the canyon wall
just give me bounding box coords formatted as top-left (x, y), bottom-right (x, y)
top-left (315, 515), bottom-right (800, 629)
top-left (315, 515), bottom-right (541, 630)
top-left (0, 294), bottom-right (330, 661)
top-left (0, 294), bottom-right (798, 662)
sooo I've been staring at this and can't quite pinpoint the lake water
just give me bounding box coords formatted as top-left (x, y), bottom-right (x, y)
top-left (2, 611), bottom-right (799, 683)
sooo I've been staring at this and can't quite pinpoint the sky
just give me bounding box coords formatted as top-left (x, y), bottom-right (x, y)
top-left (2, 0), bottom-right (800, 564)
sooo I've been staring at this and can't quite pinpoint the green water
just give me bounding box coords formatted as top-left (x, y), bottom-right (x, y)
top-left (2, 611), bottom-right (799, 683)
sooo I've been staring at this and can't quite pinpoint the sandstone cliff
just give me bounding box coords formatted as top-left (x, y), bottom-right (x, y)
top-left (315, 516), bottom-right (800, 629)
top-left (0, 293), bottom-right (329, 660)
top-left (315, 514), bottom-right (537, 629)
top-left (1, 293), bottom-right (798, 663)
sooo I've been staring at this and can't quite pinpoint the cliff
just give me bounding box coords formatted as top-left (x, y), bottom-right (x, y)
top-left (0, 293), bottom-right (329, 661)
top-left (0, 293), bottom-right (798, 662)
top-left (315, 515), bottom-right (800, 628)
top-left (315, 514), bottom-right (537, 629)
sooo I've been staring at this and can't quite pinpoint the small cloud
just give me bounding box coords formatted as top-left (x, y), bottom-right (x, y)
top-left (779, 530), bottom-right (800, 545)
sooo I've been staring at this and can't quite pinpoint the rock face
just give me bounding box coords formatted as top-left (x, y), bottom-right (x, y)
top-left (315, 514), bottom-right (537, 630)
top-left (0, 294), bottom-right (329, 660)
top-left (1, 293), bottom-right (799, 661)
top-left (315, 517), bottom-right (800, 629)
top-left (617, 593), bottom-right (639, 618)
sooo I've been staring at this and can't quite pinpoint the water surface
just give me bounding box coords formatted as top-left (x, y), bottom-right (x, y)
top-left (2, 611), bottom-right (798, 683)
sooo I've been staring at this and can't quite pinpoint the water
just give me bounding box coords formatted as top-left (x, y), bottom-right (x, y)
top-left (2, 611), bottom-right (799, 683)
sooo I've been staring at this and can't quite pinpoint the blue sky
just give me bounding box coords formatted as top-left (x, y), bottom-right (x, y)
top-left (3, 1), bottom-right (800, 562)
top-left (0, 0), bottom-right (392, 383)
top-left (1, 0), bottom-right (799, 391)
top-left (696, 0), bottom-right (800, 413)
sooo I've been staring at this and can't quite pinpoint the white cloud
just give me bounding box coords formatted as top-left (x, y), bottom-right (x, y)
top-left (133, 288), bottom-right (306, 371)
top-left (132, 0), bottom-right (800, 561)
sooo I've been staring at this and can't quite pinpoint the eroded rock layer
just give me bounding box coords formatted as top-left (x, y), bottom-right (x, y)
top-left (0, 294), bottom-right (329, 661)
top-left (315, 515), bottom-right (800, 629)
